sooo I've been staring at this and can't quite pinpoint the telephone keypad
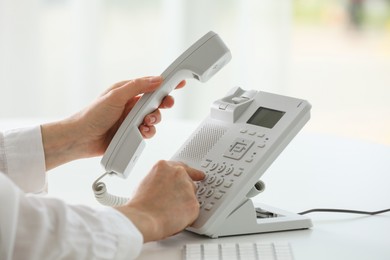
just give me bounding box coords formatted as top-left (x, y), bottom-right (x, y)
top-left (198, 158), bottom-right (246, 211)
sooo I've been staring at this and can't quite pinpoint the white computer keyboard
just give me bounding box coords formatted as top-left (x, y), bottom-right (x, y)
top-left (183, 242), bottom-right (294, 260)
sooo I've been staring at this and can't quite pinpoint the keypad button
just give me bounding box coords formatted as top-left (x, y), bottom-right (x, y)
top-left (209, 162), bottom-right (219, 171)
top-left (232, 144), bottom-right (245, 152)
top-left (234, 170), bottom-right (243, 177)
top-left (215, 177), bottom-right (224, 186)
top-left (206, 189), bottom-right (215, 198)
top-left (204, 203), bottom-right (214, 211)
top-left (224, 182), bottom-right (233, 188)
top-left (225, 166), bottom-right (234, 175)
top-left (217, 164), bottom-right (226, 173)
top-left (206, 175), bottom-right (216, 184)
top-left (214, 192), bottom-right (224, 199)
top-left (197, 186), bottom-right (207, 195)
top-left (201, 159), bottom-right (212, 168)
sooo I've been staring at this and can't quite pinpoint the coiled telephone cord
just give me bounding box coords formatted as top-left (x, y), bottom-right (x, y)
top-left (92, 172), bottom-right (129, 207)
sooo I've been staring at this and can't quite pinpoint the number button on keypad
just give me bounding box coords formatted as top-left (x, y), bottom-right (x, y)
top-left (206, 175), bottom-right (216, 184)
top-left (197, 186), bottom-right (207, 195)
top-left (225, 166), bottom-right (234, 175)
top-left (215, 177), bottom-right (224, 186)
top-left (217, 164), bottom-right (226, 173)
top-left (205, 189), bottom-right (215, 198)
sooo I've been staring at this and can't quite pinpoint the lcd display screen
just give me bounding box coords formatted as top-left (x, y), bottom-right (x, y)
top-left (247, 107), bottom-right (285, 128)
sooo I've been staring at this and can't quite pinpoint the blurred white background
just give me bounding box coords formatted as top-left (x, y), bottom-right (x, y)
top-left (0, 0), bottom-right (389, 144)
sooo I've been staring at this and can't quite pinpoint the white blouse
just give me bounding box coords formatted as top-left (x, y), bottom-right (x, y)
top-left (0, 126), bottom-right (143, 260)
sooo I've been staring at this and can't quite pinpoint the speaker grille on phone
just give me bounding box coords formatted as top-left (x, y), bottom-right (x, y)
top-left (176, 123), bottom-right (227, 163)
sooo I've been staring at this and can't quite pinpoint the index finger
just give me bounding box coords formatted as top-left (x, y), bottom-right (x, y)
top-left (178, 163), bottom-right (205, 181)
top-left (167, 161), bottom-right (205, 181)
top-left (186, 167), bottom-right (206, 181)
top-left (115, 76), bottom-right (163, 104)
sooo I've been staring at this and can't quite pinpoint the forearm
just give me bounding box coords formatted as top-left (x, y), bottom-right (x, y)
top-left (115, 205), bottom-right (159, 243)
top-left (40, 77), bottom-right (177, 171)
top-left (41, 117), bottom-right (88, 171)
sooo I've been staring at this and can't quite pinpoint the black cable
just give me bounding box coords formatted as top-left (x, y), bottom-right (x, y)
top-left (298, 208), bottom-right (390, 215)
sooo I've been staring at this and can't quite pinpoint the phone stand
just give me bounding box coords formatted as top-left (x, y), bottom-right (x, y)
top-left (203, 199), bottom-right (312, 238)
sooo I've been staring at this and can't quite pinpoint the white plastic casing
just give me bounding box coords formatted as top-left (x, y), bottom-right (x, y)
top-left (171, 87), bottom-right (312, 237)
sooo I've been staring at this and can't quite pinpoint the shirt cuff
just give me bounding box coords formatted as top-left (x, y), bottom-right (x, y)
top-left (102, 207), bottom-right (144, 259)
top-left (3, 126), bottom-right (46, 193)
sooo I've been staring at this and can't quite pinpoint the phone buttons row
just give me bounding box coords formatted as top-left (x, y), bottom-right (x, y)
top-left (202, 174), bottom-right (237, 188)
top-left (205, 175), bottom-right (224, 186)
top-left (201, 160), bottom-right (235, 176)
top-left (240, 128), bottom-right (266, 138)
top-left (197, 185), bottom-right (233, 210)
top-left (197, 186), bottom-right (228, 198)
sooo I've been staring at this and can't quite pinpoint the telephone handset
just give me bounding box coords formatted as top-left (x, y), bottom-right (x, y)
top-left (101, 31), bottom-right (231, 179)
top-left (93, 31), bottom-right (231, 206)
top-left (171, 87), bottom-right (313, 238)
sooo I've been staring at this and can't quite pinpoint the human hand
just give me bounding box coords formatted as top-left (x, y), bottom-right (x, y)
top-left (41, 76), bottom-right (185, 170)
top-left (115, 160), bottom-right (205, 242)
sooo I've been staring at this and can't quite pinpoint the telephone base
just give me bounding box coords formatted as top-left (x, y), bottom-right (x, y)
top-left (189, 199), bottom-right (312, 238)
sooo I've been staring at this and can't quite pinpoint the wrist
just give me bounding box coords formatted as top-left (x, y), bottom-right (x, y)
top-left (41, 117), bottom-right (84, 170)
top-left (115, 204), bottom-right (161, 243)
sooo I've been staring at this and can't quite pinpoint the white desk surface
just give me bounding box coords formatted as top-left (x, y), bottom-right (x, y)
top-left (4, 119), bottom-right (390, 259)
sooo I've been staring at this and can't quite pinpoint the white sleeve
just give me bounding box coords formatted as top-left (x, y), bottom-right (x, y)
top-left (0, 126), bottom-right (46, 193)
top-left (0, 128), bottom-right (144, 259)
top-left (0, 173), bottom-right (143, 260)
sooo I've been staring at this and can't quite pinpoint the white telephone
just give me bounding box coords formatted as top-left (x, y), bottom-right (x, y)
top-left (93, 31), bottom-right (313, 238)
top-left (171, 87), bottom-right (313, 238)
top-left (93, 31), bottom-right (231, 206)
